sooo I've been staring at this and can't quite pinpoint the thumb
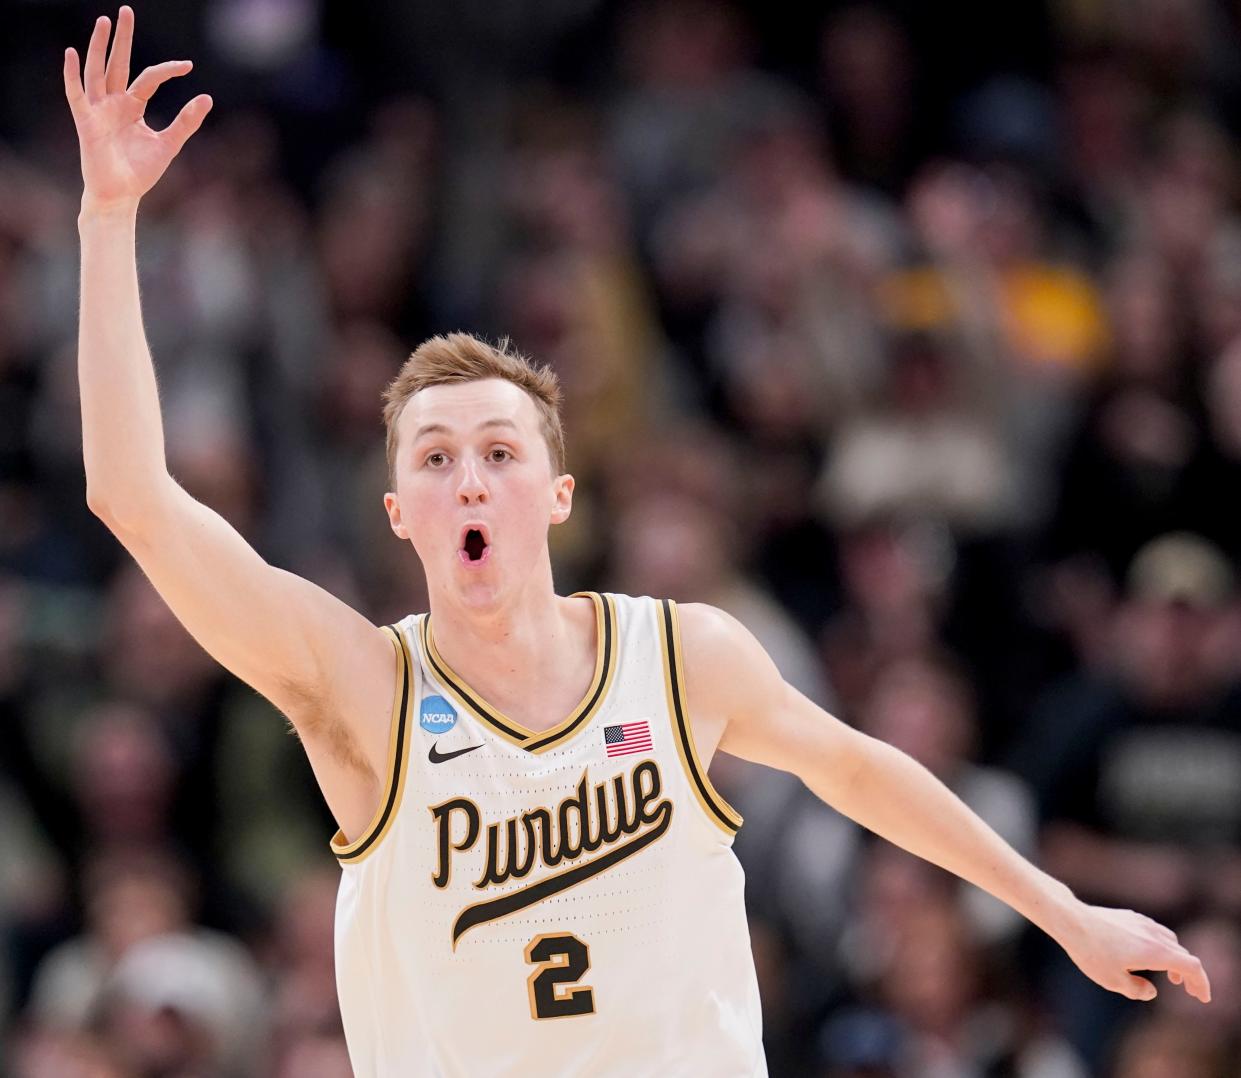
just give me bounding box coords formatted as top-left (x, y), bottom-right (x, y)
top-left (1124, 975), bottom-right (1157, 1001)
top-left (161, 94), bottom-right (212, 155)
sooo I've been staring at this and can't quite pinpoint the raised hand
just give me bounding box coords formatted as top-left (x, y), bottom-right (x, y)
top-left (1060, 902), bottom-right (1211, 1003)
top-left (64, 6), bottom-right (212, 213)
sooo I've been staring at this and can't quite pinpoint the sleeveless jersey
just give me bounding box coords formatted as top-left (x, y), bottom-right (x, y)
top-left (332, 592), bottom-right (767, 1077)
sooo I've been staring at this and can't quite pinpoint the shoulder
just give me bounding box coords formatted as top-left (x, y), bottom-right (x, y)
top-left (674, 601), bottom-right (844, 774)
top-left (674, 601), bottom-right (785, 713)
top-left (674, 601), bottom-right (746, 662)
top-left (675, 601), bottom-right (748, 649)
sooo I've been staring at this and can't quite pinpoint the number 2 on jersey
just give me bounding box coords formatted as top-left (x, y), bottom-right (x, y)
top-left (525, 932), bottom-right (595, 1019)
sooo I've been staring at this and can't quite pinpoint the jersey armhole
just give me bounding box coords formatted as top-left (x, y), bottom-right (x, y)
top-left (657, 599), bottom-right (743, 836)
top-left (331, 621), bottom-right (416, 865)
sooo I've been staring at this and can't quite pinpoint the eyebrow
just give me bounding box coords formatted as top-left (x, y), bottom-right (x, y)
top-left (412, 418), bottom-right (520, 441)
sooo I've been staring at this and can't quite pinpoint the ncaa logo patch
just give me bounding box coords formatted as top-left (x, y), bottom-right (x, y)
top-left (420, 694), bottom-right (458, 734)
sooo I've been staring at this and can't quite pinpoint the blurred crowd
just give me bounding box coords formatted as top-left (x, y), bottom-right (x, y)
top-left (3, 0), bottom-right (1241, 1074)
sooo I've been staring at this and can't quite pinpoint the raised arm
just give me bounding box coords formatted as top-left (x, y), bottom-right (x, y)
top-left (65, 9), bottom-right (396, 840)
top-left (675, 601), bottom-right (1212, 1005)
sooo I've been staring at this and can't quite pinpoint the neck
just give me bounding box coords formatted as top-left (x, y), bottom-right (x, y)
top-left (427, 558), bottom-right (578, 685)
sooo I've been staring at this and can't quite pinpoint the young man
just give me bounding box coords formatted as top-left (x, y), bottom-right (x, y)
top-left (66, 9), bottom-right (1210, 1075)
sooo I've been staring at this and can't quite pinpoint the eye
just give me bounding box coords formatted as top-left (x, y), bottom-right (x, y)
top-left (488, 448), bottom-right (511, 463)
top-left (425, 452), bottom-right (447, 467)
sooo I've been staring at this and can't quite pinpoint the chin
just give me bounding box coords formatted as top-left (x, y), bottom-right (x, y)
top-left (449, 574), bottom-right (506, 611)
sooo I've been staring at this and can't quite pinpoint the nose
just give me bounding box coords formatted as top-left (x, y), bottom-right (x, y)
top-left (455, 457), bottom-right (488, 505)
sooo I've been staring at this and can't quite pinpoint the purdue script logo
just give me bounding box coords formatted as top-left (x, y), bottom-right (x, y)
top-left (429, 759), bottom-right (673, 947)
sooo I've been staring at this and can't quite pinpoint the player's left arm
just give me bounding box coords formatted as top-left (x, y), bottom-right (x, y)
top-left (676, 601), bottom-right (1211, 1004)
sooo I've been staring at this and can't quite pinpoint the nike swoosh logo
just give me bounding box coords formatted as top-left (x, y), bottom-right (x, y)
top-left (451, 800), bottom-right (674, 947)
top-left (428, 741), bottom-right (483, 765)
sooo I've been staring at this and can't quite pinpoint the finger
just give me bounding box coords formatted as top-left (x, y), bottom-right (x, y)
top-left (105, 5), bottom-right (135, 95)
top-left (128, 60), bottom-right (194, 104)
top-left (83, 15), bottom-right (111, 103)
top-left (1180, 956), bottom-right (1211, 1004)
top-left (1149, 949), bottom-right (1212, 1004)
top-left (159, 94), bottom-right (213, 155)
top-left (1123, 974), bottom-right (1157, 1001)
top-left (64, 47), bottom-right (88, 124)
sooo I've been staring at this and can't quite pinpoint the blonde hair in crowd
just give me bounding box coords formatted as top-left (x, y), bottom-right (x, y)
top-left (381, 332), bottom-right (566, 485)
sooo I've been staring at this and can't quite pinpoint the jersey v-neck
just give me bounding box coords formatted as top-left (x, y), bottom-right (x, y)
top-left (417, 591), bottom-right (619, 755)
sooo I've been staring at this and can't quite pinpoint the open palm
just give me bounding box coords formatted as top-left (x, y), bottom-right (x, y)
top-left (64, 6), bottom-right (212, 211)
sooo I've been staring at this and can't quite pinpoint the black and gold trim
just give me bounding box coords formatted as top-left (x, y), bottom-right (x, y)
top-left (418, 592), bottom-right (618, 755)
top-left (659, 599), bottom-right (743, 835)
top-left (331, 624), bottom-right (415, 864)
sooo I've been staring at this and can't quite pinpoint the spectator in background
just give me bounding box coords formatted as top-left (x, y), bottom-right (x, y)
top-left (27, 849), bottom-right (195, 1032)
top-left (870, 896), bottom-right (1085, 1077)
top-left (819, 330), bottom-right (1017, 535)
top-left (265, 868), bottom-right (345, 1065)
top-left (271, 1034), bottom-right (352, 1078)
top-left (9, 1027), bottom-right (131, 1078)
top-left (93, 567), bottom-right (228, 881)
top-left (1022, 531), bottom-right (1241, 1064)
top-left (816, 5), bottom-right (922, 193)
top-left (1108, 1014), bottom-right (1225, 1078)
top-left (314, 100), bottom-right (435, 341)
top-left (606, 424), bottom-right (831, 709)
top-left (68, 704), bottom-right (177, 859)
top-left (650, 101), bottom-right (900, 423)
top-left (888, 159), bottom-right (1109, 526)
top-left (1045, 250), bottom-right (1204, 581)
top-left (1034, 532), bottom-right (1241, 919)
top-left (1056, 45), bottom-right (1146, 244)
top-left (1185, 336), bottom-right (1241, 557)
top-left (608, 0), bottom-right (799, 245)
top-left (820, 519), bottom-right (949, 719)
top-left (814, 1006), bottom-right (904, 1078)
top-left (0, 776), bottom-right (63, 1030)
top-left (859, 656), bottom-right (1037, 945)
top-left (93, 929), bottom-right (266, 1077)
top-left (1135, 110), bottom-right (1238, 280)
top-left (1153, 917), bottom-right (1241, 1065)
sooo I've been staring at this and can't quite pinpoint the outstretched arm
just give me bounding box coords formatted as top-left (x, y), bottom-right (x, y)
top-left (66, 8), bottom-right (210, 506)
top-left (676, 602), bottom-right (1211, 1005)
top-left (65, 9), bottom-right (396, 840)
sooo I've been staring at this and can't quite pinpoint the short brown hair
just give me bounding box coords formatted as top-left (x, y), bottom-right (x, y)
top-left (382, 332), bottom-right (565, 485)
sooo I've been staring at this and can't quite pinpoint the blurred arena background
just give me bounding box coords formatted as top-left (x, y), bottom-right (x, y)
top-left (3, 0), bottom-right (1241, 1074)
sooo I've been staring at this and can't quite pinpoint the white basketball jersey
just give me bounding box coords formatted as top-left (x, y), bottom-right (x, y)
top-left (332, 592), bottom-right (767, 1077)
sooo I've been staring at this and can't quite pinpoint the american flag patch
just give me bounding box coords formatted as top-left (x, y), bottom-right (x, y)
top-left (604, 721), bottom-right (652, 757)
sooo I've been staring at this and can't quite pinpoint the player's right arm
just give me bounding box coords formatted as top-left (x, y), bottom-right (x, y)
top-left (66, 8), bottom-right (395, 841)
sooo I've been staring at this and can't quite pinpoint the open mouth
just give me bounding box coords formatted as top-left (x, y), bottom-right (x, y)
top-left (460, 526), bottom-right (491, 565)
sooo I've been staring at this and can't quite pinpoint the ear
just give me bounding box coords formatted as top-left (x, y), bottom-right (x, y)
top-left (384, 491), bottom-right (410, 539)
top-left (550, 473), bottom-right (575, 525)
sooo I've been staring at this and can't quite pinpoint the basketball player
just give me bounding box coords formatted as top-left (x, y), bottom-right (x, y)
top-left (65, 9), bottom-right (1210, 1076)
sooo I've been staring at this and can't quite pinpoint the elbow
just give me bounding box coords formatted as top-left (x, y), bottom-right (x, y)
top-left (85, 486), bottom-right (142, 535)
top-left (86, 473), bottom-right (171, 534)
top-left (86, 485), bottom-right (117, 524)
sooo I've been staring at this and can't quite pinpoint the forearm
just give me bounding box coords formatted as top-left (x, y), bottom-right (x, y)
top-left (78, 199), bottom-right (171, 519)
top-left (810, 735), bottom-right (1081, 939)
